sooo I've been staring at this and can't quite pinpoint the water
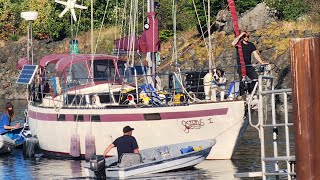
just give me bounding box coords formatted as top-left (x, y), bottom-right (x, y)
top-left (0, 100), bottom-right (294, 180)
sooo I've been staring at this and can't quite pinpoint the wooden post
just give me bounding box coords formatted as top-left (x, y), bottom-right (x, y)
top-left (290, 37), bottom-right (320, 179)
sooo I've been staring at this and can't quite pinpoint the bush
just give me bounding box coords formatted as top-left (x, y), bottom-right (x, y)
top-left (8, 34), bottom-right (18, 41)
top-left (159, 30), bottom-right (173, 42)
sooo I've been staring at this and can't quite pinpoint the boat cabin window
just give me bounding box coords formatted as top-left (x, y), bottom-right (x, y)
top-left (94, 60), bottom-right (115, 81)
top-left (45, 63), bottom-right (56, 76)
top-left (65, 62), bottom-right (90, 87)
top-left (123, 66), bottom-right (147, 83)
top-left (66, 94), bottom-right (88, 106)
top-left (43, 63), bottom-right (57, 83)
top-left (93, 60), bottom-right (126, 82)
top-left (117, 61), bottom-right (126, 78)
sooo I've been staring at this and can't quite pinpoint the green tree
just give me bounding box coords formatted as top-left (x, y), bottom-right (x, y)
top-left (234, 0), bottom-right (262, 14)
top-left (17, 0), bottom-right (125, 40)
top-left (265, 0), bottom-right (310, 20)
top-left (0, 0), bottom-right (23, 40)
top-left (152, 1), bottom-right (196, 41)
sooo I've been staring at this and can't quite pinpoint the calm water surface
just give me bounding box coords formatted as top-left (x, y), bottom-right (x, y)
top-left (0, 100), bottom-right (294, 180)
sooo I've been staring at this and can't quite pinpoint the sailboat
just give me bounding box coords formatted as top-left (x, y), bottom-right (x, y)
top-left (18, 0), bottom-right (246, 160)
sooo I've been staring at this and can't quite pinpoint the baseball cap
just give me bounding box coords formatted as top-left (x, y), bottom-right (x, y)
top-left (123, 126), bottom-right (134, 133)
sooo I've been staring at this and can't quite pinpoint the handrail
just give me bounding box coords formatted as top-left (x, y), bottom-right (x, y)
top-left (260, 89), bottom-right (292, 95)
top-left (247, 82), bottom-right (260, 135)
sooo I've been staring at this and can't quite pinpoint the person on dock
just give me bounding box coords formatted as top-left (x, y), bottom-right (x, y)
top-left (103, 126), bottom-right (139, 161)
top-left (232, 31), bottom-right (266, 97)
top-left (0, 102), bottom-right (20, 134)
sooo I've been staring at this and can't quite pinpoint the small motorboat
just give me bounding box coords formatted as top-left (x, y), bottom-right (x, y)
top-left (86, 139), bottom-right (216, 179)
top-left (0, 127), bottom-right (30, 154)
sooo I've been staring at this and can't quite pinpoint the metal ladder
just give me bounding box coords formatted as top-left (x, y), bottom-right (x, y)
top-left (235, 75), bottom-right (295, 180)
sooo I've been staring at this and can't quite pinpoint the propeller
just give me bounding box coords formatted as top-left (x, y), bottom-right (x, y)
top-left (55, 0), bottom-right (87, 21)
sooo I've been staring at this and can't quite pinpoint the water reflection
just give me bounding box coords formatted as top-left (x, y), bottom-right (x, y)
top-left (0, 150), bottom-right (34, 179)
top-left (0, 150), bottom-right (239, 180)
top-left (70, 160), bottom-right (83, 178)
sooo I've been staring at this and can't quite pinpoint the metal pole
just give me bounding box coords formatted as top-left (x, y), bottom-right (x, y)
top-left (27, 21), bottom-right (30, 64)
top-left (30, 21), bottom-right (34, 65)
top-left (258, 75), bottom-right (266, 180)
top-left (290, 37), bottom-right (320, 179)
top-left (207, 0), bottom-right (212, 73)
top-left (147, 0), bottom-right (156, 87)
top-left (91, 0), bottom-right (94, 82)
top-left (147, 0), bottom-right (153, 12)
top-left (271, 73), bottom-right (279, 174)
top-left (173, 0), bottom-right (177, 67)
top-left (283, 92), bottom-right (292, 180)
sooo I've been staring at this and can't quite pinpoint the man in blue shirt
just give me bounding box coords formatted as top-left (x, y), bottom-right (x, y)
top-left (103, 126), bottom-right (139, 161)
top-left (0, 102), bottom-right (20, 134)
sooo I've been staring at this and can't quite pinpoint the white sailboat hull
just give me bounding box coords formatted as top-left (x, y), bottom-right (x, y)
top-left (28, 100), bottom-right (245, 159)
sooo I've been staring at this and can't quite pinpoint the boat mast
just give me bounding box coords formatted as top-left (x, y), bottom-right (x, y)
top-left (208, 0), bottom-right (212, 73)
top-left (147, 0), bottom-right (157, 87)
top-left (147, 0), bottom-right (154, 11)
top-left (90, 0), bottom-right (94, 83)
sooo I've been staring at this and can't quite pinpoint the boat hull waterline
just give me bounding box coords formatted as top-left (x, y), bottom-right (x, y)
top-left (28, 100), bottom-right (245, 159)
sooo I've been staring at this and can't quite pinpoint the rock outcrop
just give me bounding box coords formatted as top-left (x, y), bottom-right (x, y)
top-left (217, 3), bottom-right (277, 35)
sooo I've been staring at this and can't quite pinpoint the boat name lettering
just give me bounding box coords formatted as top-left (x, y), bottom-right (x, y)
top-left (208, 118), bottom-right (213, 124)
top-left (181, 119), bottom-right (205, 133)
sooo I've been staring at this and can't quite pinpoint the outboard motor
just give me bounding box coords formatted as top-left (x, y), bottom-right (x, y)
top-left (89, 155), bottom-right (106, 178)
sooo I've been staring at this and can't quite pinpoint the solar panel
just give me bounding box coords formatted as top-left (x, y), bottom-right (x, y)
top-left (16, 65), bottom-right (38, 85)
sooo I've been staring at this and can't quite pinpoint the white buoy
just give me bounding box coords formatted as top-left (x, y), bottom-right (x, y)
top-left (70, 134), bottom-right (80, 157)
top-left (85, 133), bottom-right (96, 161)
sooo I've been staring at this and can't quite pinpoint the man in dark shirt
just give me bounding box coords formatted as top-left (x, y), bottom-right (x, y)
top-left (103, 126), bottom-right (139, 161)
top-left (232, 31), bottom-right (265, 96)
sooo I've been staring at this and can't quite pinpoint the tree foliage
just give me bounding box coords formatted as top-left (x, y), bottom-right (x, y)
top-left (0, 0), bottom-right (23, 40)
top-left (0, 0), bottom-right (313, 41)
top-left (265, 0), bottom-right (309, 20)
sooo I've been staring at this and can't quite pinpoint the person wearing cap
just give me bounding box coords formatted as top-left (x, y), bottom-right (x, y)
top-left (103, 126), bottom-right (139, 161)
top-left (0, 102), bottom-right (20, 134)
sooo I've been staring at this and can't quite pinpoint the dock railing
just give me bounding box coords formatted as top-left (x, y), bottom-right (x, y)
top-left (235, 75), bottom-right (295, 180)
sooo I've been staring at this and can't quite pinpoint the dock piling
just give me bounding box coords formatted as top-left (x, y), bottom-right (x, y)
top-left (290, 37), bottom-right (320, 179)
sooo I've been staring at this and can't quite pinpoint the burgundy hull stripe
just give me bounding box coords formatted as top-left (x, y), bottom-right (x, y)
top-left (66, 114), bottom-right (74, 121)
top-left (29, 108), bottom-right (228, 122)
top-left (84, 115), bottom-right (90, 121)
top-left (100, 114), bottom-right (145, 122)
top-left (29, 111), bottom-right (57, 121)
top-left (160, 108), bottom-right (228, 119)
